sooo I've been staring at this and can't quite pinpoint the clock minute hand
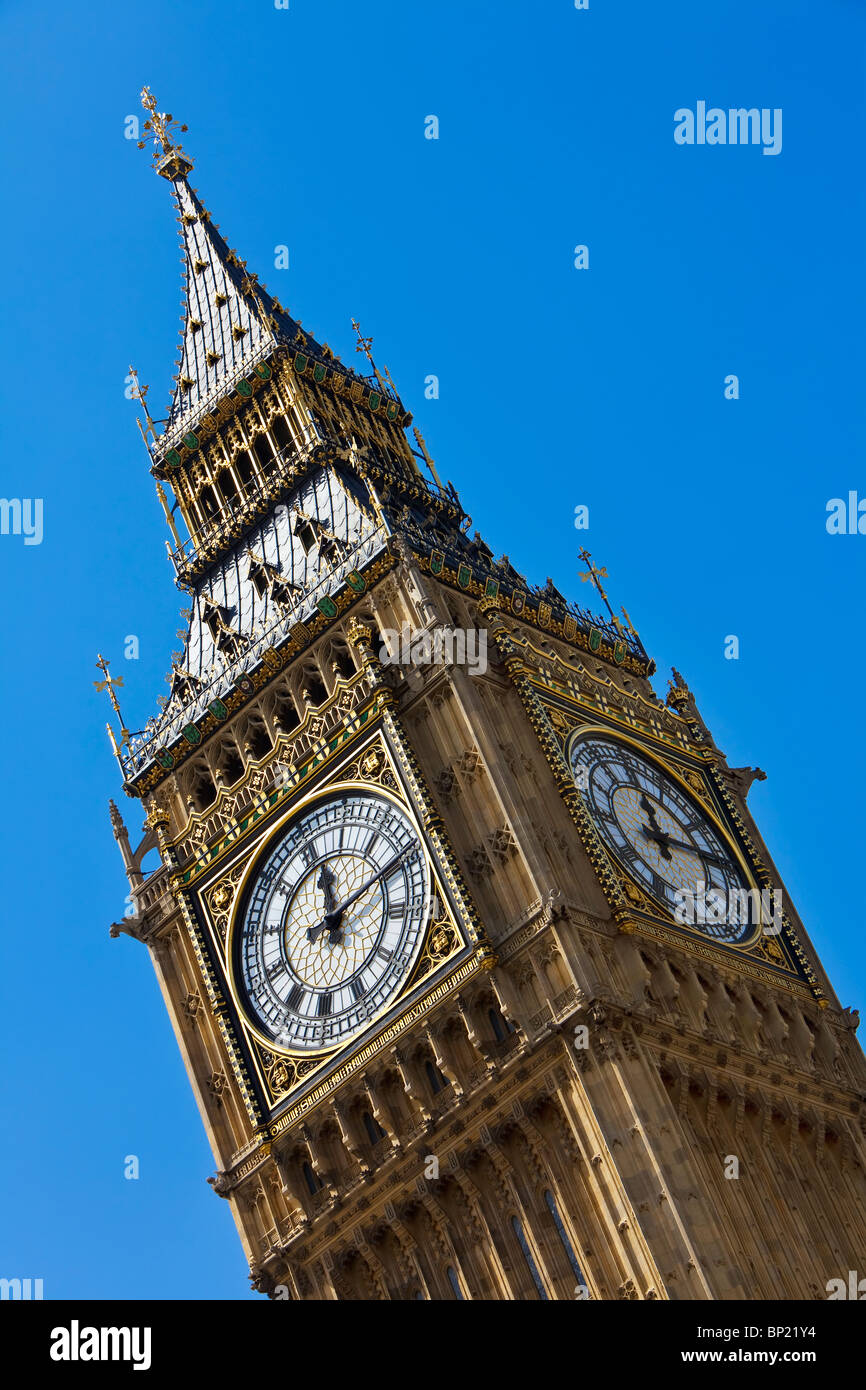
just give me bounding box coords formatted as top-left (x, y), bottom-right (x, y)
top-left (328, 850), bottom-right (408, 918)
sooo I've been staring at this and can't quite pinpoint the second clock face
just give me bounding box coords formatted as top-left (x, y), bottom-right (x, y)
top-left (235, 789), bottom-right (431, 1051)
top-left (569, 733), bottom-right (753, 942)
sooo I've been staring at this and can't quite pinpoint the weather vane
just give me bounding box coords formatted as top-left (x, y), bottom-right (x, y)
top-left (138, 87), bottom-right (193, 179)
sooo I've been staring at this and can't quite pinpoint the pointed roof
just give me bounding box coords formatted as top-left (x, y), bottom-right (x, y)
top-left (138, 88), bottom-right (314, 449)
top-left (165, 178), bottom-right (304, 435)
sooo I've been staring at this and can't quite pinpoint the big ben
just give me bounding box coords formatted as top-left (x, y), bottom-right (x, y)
top-left (105, 89), bottom-right (866, 1301)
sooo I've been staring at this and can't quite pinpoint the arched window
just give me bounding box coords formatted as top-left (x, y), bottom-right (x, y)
top-left (302, 670), bottom-right (328, 707)
top-left (544, 1190), bottom-right (588, 1291)
top-left (216, 468), bottom-right (238, 507)
top-left (425, 1059), bottom-right (446, 1095)
top-left (511, 1216), bottom-right (548, 1300)
top-left (302, 1161), bottom-right (321, 1196)
top-left (362, 1110), bottom-right (386, 1146)
top-left (488, 1007), bottom-right (505, 1043)
top-left (199, 485), bottom-right (219, 519)
top-left (446, 1266), bottom-right (465, 1301)
top-left (271, 414), bottom-right (293, 453)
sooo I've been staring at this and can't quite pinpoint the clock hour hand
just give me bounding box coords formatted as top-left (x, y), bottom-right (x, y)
top-left (305, 865), bottom-right (340, 946)
top-left (642, 827), bottom-right (729, 871)
top-left (307, 850), bottom-right (408, 945)
top-left (317, 863), bottom-right (338, 914)
top-left (639, 795), bottom-right (672, 861)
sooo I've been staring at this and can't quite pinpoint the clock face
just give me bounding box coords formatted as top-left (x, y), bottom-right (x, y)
top-left (234, 789), bottom-right (431, 1051)
top-left (569, 733), bottom-right (754, 942)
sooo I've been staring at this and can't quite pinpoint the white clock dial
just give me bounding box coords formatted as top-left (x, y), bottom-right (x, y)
top-left (570, 733), bottom-right (755, 942)
top-left (235, 789), bottom-right (430, 1051)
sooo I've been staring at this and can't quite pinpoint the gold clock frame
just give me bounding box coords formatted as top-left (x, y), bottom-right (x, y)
top-left (184, 718), bottom-right (491, 1117)
top-left (224, 777), bottom-right (437, 1059)
top-left (566, 722), bottom-right (767, 949)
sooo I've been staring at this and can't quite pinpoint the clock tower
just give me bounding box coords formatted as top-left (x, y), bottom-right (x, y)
top-left (106, 91), bottom-right (866, 1300)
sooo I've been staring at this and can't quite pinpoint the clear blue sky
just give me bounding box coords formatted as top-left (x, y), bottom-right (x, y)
top-left (0, 0), bottom-right (863, 1299)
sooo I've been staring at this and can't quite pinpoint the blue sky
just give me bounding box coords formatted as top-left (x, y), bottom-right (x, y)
top-left (0, 0), bottom-right (863, 1299)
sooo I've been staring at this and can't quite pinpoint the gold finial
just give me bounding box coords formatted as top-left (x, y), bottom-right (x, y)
top-left (128, 364), bottom-right (158, 449)
top-left (155, 480), bottom-right (183, 548)
top-left (138, 87), bottom-right (193, 180)
top-left (241, 276), bottom-right (279, 339)
top-left (350, 318), bottom-right (388, 395)
top-left (94, 654), bottom-right (131, 752)
top-left (620, 605), bottom-right (639, 637)
top-left (578, 548), bottom-right (623, 633)
top-left (412, 426), bottom-right (444, 490)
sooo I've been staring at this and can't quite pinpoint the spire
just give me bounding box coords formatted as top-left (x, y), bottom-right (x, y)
top-left (137, 87), bottom-right (309, 453)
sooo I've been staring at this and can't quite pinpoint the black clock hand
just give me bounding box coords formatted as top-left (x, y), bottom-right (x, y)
top-left (639, 795), bottom-right (672, 861)
top-left (642, 827), bottom-right (730, 871)
top-left (307, 850), bottom-right (409, 944)
top-left (317, 863), bottom-right (338, 914)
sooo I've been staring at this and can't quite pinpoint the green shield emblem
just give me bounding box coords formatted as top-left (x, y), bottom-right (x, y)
top-left (317, 596), bottom-right (338, 618)
top-left (208, 699), bottom-right (227, 720)
top-left (589, 628), bottom-right (601, 652)
top-left (237, 379), bottom-right (252, 398)
top-left (165, 449), bottom-right (181, 469)
top-left (430, 550), bottom-right (444, 576)
top-left (183, 432), bottom-right (199, 451)
top-left (346, 570), bottom-right (367, 594)
top-left (293, 352), bottom-right (308, 373)
top-left (182, 723), bottom-right (201, 745)
top-left (614, 640), bottom-right (626, 665)
top-left (457, 564), bottom-right (472, 590)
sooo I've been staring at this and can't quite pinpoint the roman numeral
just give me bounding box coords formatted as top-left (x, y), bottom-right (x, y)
top-left (286, 983), bottom-right (303, 1012)
top-left (351, 979), bottom-right (366, 1001)
top-left (300, 843), bottom-right (316, 868)
top-left (317, 992), bottom-right (332, 1018)
top-left (388, 902), bottom-right (405, 919)
top-left (377, 946), bottom-right (393, 962)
